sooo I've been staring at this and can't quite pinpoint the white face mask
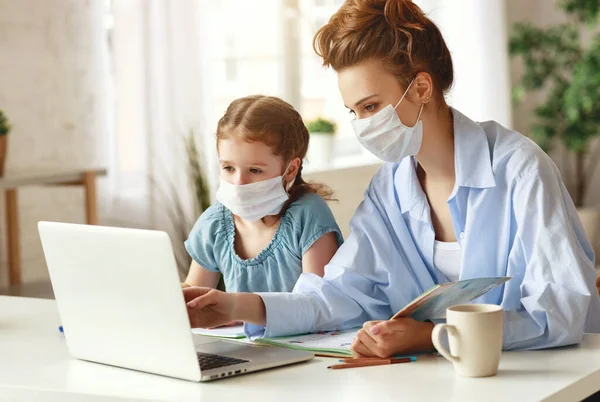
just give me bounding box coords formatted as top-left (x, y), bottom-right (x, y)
top-left (216, 170), bottom-right (293, 222)
top-left (351, 77), bottom-right (424, 163)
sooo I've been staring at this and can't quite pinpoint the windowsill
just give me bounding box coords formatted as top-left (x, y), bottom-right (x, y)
top-left (304, 152), bottom-right (382, 174)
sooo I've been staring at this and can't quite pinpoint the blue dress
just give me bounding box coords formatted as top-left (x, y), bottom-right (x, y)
top-left (185, 193), bottom-right (344, 293)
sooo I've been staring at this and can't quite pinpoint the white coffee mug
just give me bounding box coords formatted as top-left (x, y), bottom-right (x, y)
top-left (431, 304), bottom-right (503, 377)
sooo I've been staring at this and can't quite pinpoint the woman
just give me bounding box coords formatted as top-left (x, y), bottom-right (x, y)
top-left (184, 0), bottom-right (600, 357)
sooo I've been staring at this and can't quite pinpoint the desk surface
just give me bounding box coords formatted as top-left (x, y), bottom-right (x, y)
top-left (1, 296), bottom-right (599, 402)
top-left (0, 167), bottom-right (107, 188)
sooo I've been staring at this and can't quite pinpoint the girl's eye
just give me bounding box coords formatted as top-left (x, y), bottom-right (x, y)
top-left (222, 166), bottom-right (234, 172)
top-left (364, 104), bottom-right (376, 112)
top-left (348, 109), bottom-right (356, 116)
top-left (249, 168), bottom-right (262, 174)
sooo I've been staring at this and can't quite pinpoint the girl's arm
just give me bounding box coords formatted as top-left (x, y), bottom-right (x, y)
top-left (182, 260), bottom-right (221, 288)
top-left (301, 232), bottom-right (339, 277)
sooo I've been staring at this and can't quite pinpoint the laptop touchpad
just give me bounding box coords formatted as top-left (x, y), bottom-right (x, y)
top-left (193, 334), bottom-right (223, 346)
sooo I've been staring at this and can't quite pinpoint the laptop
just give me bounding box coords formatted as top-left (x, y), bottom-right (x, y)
top-left (38, 221), bottom-right (313, 382)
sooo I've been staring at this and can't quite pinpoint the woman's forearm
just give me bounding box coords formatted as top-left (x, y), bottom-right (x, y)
top-left (233, 293), bottom-right (267, 326)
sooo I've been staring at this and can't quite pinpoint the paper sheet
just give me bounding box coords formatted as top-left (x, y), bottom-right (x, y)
top-left (191, 325), bottom-right (246, 339)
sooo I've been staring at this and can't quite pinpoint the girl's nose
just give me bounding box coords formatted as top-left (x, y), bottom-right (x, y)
top-left (233, 172), bottom-right (249, 186)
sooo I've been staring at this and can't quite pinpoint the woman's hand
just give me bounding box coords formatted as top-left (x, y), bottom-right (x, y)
top-left (351, 318), bottom-right (434, 358)
top-left (183, 287), bottom-right (266, 329)
top-left (184, 287), bottom-right (236, 328)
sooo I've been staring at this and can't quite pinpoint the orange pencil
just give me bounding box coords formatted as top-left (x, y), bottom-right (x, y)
top-left (328, 357), bottom-right (412, 370)
top-left (339, 357), bottom-right (408, 363)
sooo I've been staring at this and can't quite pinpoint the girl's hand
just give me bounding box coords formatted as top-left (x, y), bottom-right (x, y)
top-left (351, 318), bottom-right (435, 358)
top-left (183, 287), bottom-right (266, 329)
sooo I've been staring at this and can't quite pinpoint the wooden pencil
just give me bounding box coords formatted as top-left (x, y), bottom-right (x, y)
top-left (339, 357), bottom-right (409, 363)
top-left (328, 357), bottom-right (412, 370)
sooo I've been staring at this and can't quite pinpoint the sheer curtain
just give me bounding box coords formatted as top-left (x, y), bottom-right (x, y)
top-left (102, 0), bottom-right (209, 272)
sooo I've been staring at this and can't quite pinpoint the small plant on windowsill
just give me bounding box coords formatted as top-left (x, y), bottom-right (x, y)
top-left (0, 109), bottom-right (11, 177)
top-left (307, 118), bottom-right (336, 136)
top-left (509, 0), bottom-right (600, 246)
top-left (306, 117), bottom-right (337, 169)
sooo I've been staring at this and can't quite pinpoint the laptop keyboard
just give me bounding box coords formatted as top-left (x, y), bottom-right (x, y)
top-left (197, 352), bottom-right (249, 371)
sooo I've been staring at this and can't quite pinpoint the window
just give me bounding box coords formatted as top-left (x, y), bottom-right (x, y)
top-left (198, 0), bottom-right (364, 170)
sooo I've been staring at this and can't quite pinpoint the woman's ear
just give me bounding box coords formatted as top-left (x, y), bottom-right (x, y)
top-left (284, 157), bottom-right (302, 184)
top-left (411, 72), bottom-right (433, 104)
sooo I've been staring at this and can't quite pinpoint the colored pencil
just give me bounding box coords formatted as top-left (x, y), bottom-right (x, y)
top-left (328, 357), bottom-right (412, 370)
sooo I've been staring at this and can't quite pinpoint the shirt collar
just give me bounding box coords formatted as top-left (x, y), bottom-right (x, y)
top-left (396, 107), bottom-right (496, 218)
top-left (451, 107), bottom-right (496, 190)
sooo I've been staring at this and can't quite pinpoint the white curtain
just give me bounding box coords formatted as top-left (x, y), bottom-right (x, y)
top-left (103, 0), bottom-right (204, 226)
top-left (101, 0), bottom-right (210, 272)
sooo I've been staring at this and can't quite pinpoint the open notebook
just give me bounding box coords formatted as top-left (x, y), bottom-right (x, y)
top-left (256, 329), bottom-right (357, 357)
top-left (255, 277), bottom-right (511, 357)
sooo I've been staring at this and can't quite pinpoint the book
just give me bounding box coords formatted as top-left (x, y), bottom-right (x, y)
top-left (257, 276), bottom-right (510, 356)
top-left (391, 276), bottom-right (511, 321)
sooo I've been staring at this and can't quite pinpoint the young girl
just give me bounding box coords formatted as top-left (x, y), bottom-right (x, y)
top-left (182, 95), bottom-right (343, 293)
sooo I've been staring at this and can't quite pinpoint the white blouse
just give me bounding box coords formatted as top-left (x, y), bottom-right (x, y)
top-left (433, 240), bottom-right (462, 282)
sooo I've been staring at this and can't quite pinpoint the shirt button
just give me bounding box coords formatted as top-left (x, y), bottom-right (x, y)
top-left (459, 232), bottom-right (465, 240)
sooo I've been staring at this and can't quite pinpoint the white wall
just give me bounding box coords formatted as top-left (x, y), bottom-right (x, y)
top-left (0, 0), bottom-right (108, 286)
top-left (305, 164), bottom-right (382, 238)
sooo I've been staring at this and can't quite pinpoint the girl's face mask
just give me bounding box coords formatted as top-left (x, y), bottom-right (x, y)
top-left (216, 165), bottom-right (293, 222)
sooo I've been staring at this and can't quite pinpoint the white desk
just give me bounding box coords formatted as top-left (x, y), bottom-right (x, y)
top-left (1, 296), bottom-right (599, 402)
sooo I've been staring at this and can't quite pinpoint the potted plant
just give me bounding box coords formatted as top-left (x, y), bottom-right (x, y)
top-left (306, 117), bottom-right (337, 169)
top-left (509, 0), bottom-right (600, 248)
top-left (153, 131), bottom-right (225, 290)
top-left (0, 109), bottom-right (10, 176)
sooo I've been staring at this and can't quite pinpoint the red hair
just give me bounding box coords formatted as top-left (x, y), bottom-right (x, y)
top-left (313, 0), bottom-right (454, 94)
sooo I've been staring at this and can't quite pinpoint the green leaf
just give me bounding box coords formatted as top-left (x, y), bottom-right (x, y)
top-left (530, 124), bottom-right (556, 152)
top-left (0, 109), bottom-right (10, 136)
top-left (185, 131), bottom-right (211, 216)
top-left (306, 118), bottom-right (336, 134)
top-left (511, 86), bottom-right (526, 106)
top-left (560, 0), bottom-right (600, 24)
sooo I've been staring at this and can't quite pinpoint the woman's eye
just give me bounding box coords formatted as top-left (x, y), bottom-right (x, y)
top-left (348, 109), bottom-right (356, 116)
top-left (364, 104), bottom-right (376, 112)
top-left (249, 168), bottom-right (262, 174)
top-left (222, 166), bottom-right (234, 172)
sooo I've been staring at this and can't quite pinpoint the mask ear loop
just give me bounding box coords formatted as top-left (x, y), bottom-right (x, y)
top-left (281, 162), bottom-right (295, 193)
top-left (416, 102), bottom-right (425, 122)
top-left (394, 77), bottom-right (417, 109)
